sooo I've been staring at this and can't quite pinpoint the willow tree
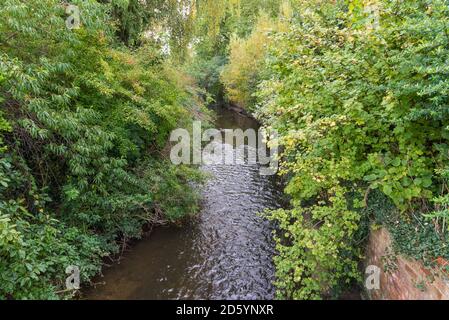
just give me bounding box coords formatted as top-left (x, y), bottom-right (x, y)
top-left (97, 0), bottom-right (196, 52)
top-left (188, 0), bottom-right (284, 100)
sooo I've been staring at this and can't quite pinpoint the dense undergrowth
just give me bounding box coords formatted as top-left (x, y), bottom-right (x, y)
top-left (220, 0), bottom-right (449, 299)
top-left (3, 0), bottom-right (449, 301)
top-left (0, 0), bottom-right (204, 299)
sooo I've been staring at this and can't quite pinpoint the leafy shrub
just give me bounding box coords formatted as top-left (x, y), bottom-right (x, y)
top-left (0, 0), bottom-right (202, 299)
top-left (221, 12), bottom-right (283, 109)
top-left (228, 0), bottom-right (449, 299)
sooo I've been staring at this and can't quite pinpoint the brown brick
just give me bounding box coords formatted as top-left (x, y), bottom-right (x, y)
top-left (366, 227), bottom-right (449, 300)
top-left (420, 266), bottom-right (432, 277)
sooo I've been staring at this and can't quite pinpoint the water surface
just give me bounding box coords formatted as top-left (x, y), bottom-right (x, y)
top-left (86, 105), bottom-right (282, 300)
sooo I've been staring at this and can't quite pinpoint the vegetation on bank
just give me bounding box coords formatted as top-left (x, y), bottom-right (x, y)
top-left (3, 0), bottom-right (449, 301)
top-left (0, 0), bottom-right (279, 300)
top-left (0, 0), bottom-right (204, 299)
top-left (220, 0), bottom-right (449, 299)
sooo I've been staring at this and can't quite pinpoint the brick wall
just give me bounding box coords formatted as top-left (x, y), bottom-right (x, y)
top-left (365, 227), bottom-right (449, 300)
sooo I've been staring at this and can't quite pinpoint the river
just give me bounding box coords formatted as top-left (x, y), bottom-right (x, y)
top-left (85, 105), bottom-right (283, 300)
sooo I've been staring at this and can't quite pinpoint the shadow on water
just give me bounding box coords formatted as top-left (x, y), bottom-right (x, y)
top-left (85, 105), bottom-right (283, 300)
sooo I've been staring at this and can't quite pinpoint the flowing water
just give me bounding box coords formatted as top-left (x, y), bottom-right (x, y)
top-left (86, 105), bottom-right (283, 300)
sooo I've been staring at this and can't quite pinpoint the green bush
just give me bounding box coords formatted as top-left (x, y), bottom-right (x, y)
top-left (243, 0), bottom-right (449, 299)
top-left (0, 0), bottom-right (202, 299)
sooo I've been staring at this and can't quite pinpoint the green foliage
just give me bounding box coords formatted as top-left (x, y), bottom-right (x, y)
top-left (424, 166), bottom-right (449, 236)
top-left (220, 0), bottom-right (449, 299)
top-left (221, 12), bottom-right (285, 109)
top-left (0, 152), bottom-right (107, 299)
top-left (188, 55), bottom-right (228, 102)
top-left (108, 0), bottom-right (196, 57)
top-left (0, 0), bottom-right (203, 299)
top-left (189, 0), bottom-right (284, 102)
top-left (139, 160), bottom-right (204, 222)
top-left (367, 190), bottom-right (449, 267)
top-left (5, 0), bottom-right (449, 302)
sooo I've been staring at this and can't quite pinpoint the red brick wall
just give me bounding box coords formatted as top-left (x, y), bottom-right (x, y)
top-left (365, 228), bottom-right (449, 300)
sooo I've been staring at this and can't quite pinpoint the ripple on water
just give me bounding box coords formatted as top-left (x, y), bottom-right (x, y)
top-left (86, 108), bottom-right (282, 300)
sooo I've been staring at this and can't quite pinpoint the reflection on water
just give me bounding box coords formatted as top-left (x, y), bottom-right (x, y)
top-left (85, 105), bottom-right (283, 300)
